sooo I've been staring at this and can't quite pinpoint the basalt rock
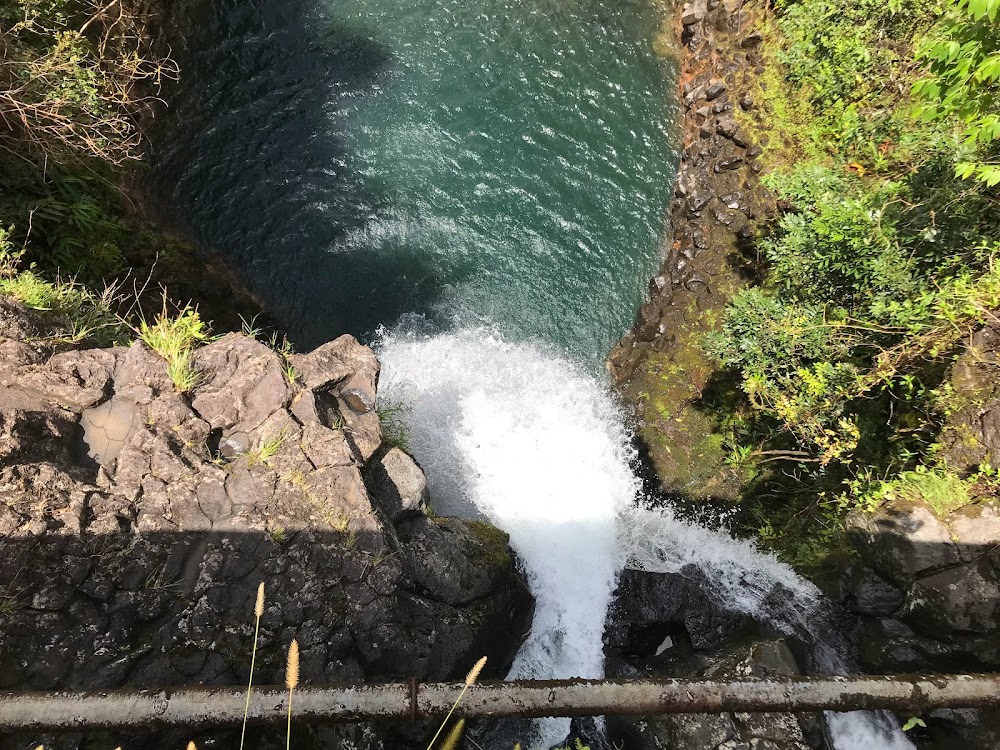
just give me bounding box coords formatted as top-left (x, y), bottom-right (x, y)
top-left (608, 567), bottom-right (753, 655)
top-left (608, 637), bottom-right (816, 750)
top-left (845, 568), bottom-right (905, 617)
top-left (608, 0), bottom-right (775, 502)
top-left (845, 500), bottom-right (961, 587)
top-left (364, 447), bottom-right (430, 522)
top-left (846, 493), bottom-right (1000, 684)
top-left (0, 298), bottom-right (532, 749)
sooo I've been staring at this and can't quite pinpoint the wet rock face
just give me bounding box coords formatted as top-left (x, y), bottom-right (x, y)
top-left (609, 567), bottom-right (753, 653)
top-left (608, 636), bottom-right (816, 750)
top-left (606, 569), bottom-right (825, 748)
top-left (0, 300), bottom-right (532, 748)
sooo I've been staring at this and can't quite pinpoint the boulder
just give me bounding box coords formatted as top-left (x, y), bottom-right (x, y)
top-left (609, 567), bottom-right (752, 653)
top-left (903, 554), bottom-right (1000, 637)
top-left (950, 503), bottom-right (1000, 562)
top-left (291, 335), bottom-right (382, 461)
top-left (717, 117), bottom-right (740, 139)
top-left (397, 517), bottom-right (513, 606)
top-left (859, 615), bottom-right (1000, 674)
top-left (705, 80), bottom-right (727, 101)
top-left (366, 447), bottom-right (429, 521)
top-left (191, 333), bottom-right (290, 434)
top-left (682, 0), bottom-right (709, 26)
top-left (845, 500), bottom-right (961, 587)
top-left (921, 708), bottom-right (1000, 750)
top-left (845, 568), bottom-right (904, 617)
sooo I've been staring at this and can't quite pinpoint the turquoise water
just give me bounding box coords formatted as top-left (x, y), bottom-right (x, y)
top-left (155, 0), bottom-right (677, 362)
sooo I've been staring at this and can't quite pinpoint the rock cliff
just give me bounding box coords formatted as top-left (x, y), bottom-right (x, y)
top-left (608, 0), bottom-right (775, 501)
top-left (0, 298), bottom-right (532, 749)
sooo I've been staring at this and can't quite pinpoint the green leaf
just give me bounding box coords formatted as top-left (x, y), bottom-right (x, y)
top-left (956, 161), bottom-right (978, 178)
top-left (902, 717), bottom-right (927, 731)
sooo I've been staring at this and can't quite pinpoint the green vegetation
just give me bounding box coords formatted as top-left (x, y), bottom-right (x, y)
top-left (245, 428), bottom-right (289, 467)
top-left (465, 520), bottom-right (513, 568)
top-left (0, 0), bottom-right (183, 281)
top-left (707, 0), bottom-right (1000, 567)
top-left (860, 466), bottom-right (973, 516)
top-left (138, 303), bottom-right (209, 391)
top-left (913, 0), bottom-right (1000, 184)
top-left (377, 402), bottom-right (411, 451)
top-left (0, 225), bottom-right (128, 345)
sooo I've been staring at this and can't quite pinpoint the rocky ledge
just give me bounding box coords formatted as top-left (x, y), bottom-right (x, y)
top-left (608, 0), bottom-right (776, 501)
top-left (0, 298), bottom-right (532, 749)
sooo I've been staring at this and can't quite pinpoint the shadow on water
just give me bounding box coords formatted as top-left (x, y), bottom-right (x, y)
top-left (150, 0), bottom-right (450, 349)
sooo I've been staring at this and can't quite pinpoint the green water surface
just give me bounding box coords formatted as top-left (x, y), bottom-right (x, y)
top-left (155, 0), bottom-right (677, 362)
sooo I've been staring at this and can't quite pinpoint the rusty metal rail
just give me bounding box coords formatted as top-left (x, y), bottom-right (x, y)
top-left (2, 674), bottom-right (1000, 732)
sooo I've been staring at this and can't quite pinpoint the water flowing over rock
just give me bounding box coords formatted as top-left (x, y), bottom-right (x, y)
top-left (378, 328), bottom-right (637, 749)
top-left (379, 325), bottom-right (916, 750)
top-left (0, 300), bottom-right (530, 749)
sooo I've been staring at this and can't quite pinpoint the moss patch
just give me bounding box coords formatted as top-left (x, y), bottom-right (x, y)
top-left (880, 469), bottom-right (973, 518)
top-left (464, 520), bottom-right (512, 569)
top-left (624, 251), bottom-right (752, 501)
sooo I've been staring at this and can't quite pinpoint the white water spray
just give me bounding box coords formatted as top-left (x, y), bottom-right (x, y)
top-left (378, 327), bottom-right (913, 750)
top-left (379, 327), bottom-right (636, 746)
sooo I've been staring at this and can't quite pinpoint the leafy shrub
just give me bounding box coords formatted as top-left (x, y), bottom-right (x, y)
top-left (913, 0), bottom-right (1000, 184)
top-left (0, 0), bottom-right (181, 282)
top-left (0, 0), bottom-right (178, 165)
top-left (695, 0), bottom-right (1000, 568)
top-left (760, 167), bottom-right (911, 310)
top-left (760, 0), bottom-right (949, 166)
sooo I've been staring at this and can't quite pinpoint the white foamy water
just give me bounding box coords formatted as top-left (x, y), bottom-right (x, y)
top-left (378, 326), bottom-right (914, 750)
top-left (378, 327), bottom-right (637, 747)
top-left (620, 504), bottom-right (915, 750)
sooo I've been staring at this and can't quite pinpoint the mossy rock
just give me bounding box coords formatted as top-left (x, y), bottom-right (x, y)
top-left (464, 520), bottom-right (513, 569)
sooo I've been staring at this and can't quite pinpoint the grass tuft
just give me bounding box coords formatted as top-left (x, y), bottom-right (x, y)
top-left (138, 300), bottom-right (209, 392)
top-left (879, 468), bottom-right (972, 517)
top-left (376, 401), bottom-right (411, 451)
top-left (246, 428), bottom-right (289, 466)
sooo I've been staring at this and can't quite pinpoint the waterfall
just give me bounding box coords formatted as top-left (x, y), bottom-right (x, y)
top-left (377, 326), bottom-right (914, 750)
top-left (621, 504), bottom-right (915, 750)
top-left (378, 326), bottom-right (636, 747)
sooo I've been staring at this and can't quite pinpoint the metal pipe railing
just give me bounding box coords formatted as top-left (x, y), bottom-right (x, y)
top-left (2, 674), bottom-right (1000, 732)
